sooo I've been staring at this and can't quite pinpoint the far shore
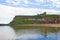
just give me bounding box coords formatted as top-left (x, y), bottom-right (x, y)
top-left (0, 24), bottom-right (60, 27)
top-left (12, 24), bottom-right (60, 27)
top-left (0, 24), bottom-right (9, 26)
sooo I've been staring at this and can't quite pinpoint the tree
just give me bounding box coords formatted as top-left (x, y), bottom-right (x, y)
top-left (36, 12), bottom-right (46, 18)
top-left (43, 12), bottom-right (46, 15)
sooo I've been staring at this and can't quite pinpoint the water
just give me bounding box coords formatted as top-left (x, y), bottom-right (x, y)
top-left (0, 26), bottom-right (16, 40)
top-left (15, 29), bottom-right (58, 40)
top-left (0, 26), bottom-right (59, 40)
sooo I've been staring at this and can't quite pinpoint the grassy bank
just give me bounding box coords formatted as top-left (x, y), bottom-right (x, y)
top-left (10, 19), bottom-right (36, 25)
top-left (10, 13), bottom-right (58, 25)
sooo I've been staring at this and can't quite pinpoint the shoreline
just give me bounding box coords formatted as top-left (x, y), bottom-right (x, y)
top-left (0, 24), bottom-right (9, 26)
top-left (0, 24), bottom-right (60, 27)
top-left (12, 24), bottom-right (60, 27)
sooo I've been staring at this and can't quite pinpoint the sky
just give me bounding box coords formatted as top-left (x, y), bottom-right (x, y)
top-left (0, 0), bottom-right (60, 24)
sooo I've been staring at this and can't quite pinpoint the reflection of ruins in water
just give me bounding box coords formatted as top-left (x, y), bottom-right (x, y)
top-left (0, 26), bottom-right (60, 40)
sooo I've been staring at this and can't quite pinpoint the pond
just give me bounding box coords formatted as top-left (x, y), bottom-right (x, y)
top-left (0, 26), bottom-right (59, 40)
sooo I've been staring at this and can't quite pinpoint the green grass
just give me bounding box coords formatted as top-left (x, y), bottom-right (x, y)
top-left (46, 15), bottom-right (58, 18)
top-left (36, 14), bottom-right (58, 18)
top-left (11, 19), bottom-right (34, 25)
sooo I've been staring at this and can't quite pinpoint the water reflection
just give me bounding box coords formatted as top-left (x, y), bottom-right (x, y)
top-left (0, 26), bottom-right (60, 40)
top-left (15, 29), bottom-right (43, 39)
top-left (0, 26), bottom-right (16, 40)
top-left (15, 29), bottom-right (58, 40)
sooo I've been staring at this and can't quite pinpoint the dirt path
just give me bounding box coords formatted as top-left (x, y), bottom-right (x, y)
top-left (14, 24), bottom-right (60, 27)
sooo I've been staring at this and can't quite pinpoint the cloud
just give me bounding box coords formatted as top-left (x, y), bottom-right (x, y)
top-left (5, 0), bottom-right (60, 9)
top-left (5, 0), bottom-right (29, 5)
top-left (0, 4), bottom-right (16, 17)
top-left (5, 0), bottom-right (21, 5)
top-left (23, 0), bottom-right (29, 4)
top-left (40, 9), bottom-right (60, 14)
top-left (0, 4), bottom-right (16, 24)
top-left (0, 4), bottom-right (60, 16)
top-left (50, 0), bottom-right (60, 7)
top-left (30, 0), bottom-right (60, 8)
top-left (35, 0), bottom-right (44, 3)
top-left (5, 0), bottom-right (30, 7)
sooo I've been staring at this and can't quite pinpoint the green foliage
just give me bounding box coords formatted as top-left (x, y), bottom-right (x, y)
top-left (36, 13), bottom-right (46, 18)
top-left (11, 19), bottom-right (34, 25)
top-left (36, 14), bottom-right (58, 18)
top-left (46, 15), bottom-right (58, 18)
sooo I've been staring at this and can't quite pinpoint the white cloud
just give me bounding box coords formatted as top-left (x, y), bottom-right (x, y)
top-left (14, 8), bottom-right (41, 15)
top-left (5, 0), bottom-right (30, 6)
top-left (0, 4), bottom-right (16, 17)
top-left (40, 9), bottom-right (60, 14)
top-left (23, 0), bottom-right (29, 4)
top-left (6, 0), bottom-right (29, 5)
top-left (0, 4), bottom-right (16, 24)
top-left (6, 0), bottom-right (21, 5)
top-left (46, 0), bottom-right (50, 2)
top-left (34, 0), bottom-right (60, 8)
top-left (35, 0), bottom-right (44, 3)
top-left (14, 8), bottom-right (60, 15)
top-left (30, 0), bottom-right (44, 5)
top-left (50, 0), bottom-right (60, 7)
top-left (12, 1), bottom-right (20, 5)
top-left (6, 0), bottom-right (12, 3)
top-left (5, 0), bottom-right (60, 8)
top-left (0, 4), bottom-right (60, 16)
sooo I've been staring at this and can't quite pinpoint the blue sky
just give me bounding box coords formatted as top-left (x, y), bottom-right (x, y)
top-left (0, 0), bottom-right (60, 10)
top-left (0, 0), bottom-right (60, 15)
top-left (0, 0), bottom-right (60, 24)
